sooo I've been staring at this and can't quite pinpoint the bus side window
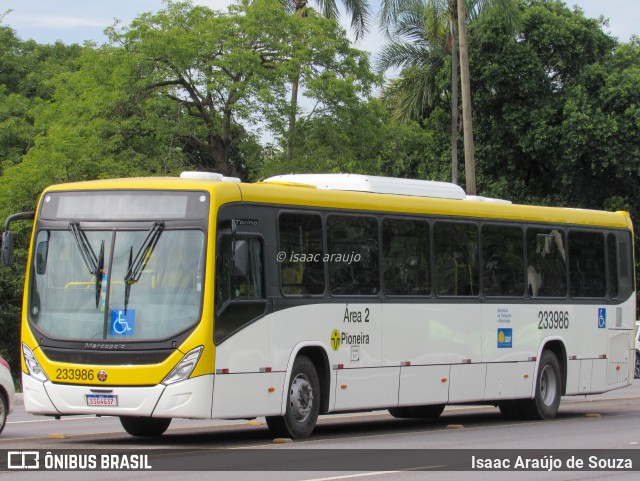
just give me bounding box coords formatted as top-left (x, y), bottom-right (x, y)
top-left (382, 218), bottom-right (430, 296)
top-left (527, 229), bottom-right (567, 298)
top-left (327, 215), bottom-right (379, 296)
top-left (278, 213), bottom-right (325, 295)
top-left (607, 233), bottom-right (619, 298)
top-left (569, 231), bottom-right (606, 298)
top-left (482, 225), bottom-right (524, 297)
top-left (434, 221), bottom-right (479, 296)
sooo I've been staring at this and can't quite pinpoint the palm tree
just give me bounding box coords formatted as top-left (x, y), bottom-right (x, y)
top-left (380, 0), bottom-right (518, 194)
top-left (378, 0), bottom-right (458, 183)
top-left (281, 0), bottom-right (372, 161)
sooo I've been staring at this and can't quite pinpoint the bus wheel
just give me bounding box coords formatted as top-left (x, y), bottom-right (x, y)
top-left (119, 416), bottom-right (171, 437)
top-left (266, 356), bottom-right (320, 439)
top-left (0, 392), bottom-right (7, 434)
top-left (520, 350), bottom-right (562, 420)
top-left (635, 352), bottom-right (640, 379)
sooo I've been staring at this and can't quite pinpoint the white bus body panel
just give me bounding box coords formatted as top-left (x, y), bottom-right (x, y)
top-left (398, 365), bottom-right (450, 406)
top-left (334, 367), bottom-right (399, 411)
top-left (23, 373), bottom-right (214, 418)
top-left (212, 372), bottom-right (285, 419)
top-left (213, 297), bottom-right (635, 418)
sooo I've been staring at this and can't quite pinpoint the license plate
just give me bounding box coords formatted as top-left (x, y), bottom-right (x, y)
top-left (85, 394), bottom-right (118, 406)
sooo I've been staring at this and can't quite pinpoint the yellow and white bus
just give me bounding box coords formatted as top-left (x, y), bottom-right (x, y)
top-left (1, 172), bottom-right (636, 438)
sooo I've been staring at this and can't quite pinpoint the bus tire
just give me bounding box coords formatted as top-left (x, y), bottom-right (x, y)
top-left (0, 392), bottom-right (7, 434)
top-left (520, 350), bottom-right (562, 420)
top-left (266, 356), bottom-right (320, 439)
top-left (119, 416), bottom-right (171, 437)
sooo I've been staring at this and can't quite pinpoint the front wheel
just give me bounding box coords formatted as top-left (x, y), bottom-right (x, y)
top-left (266, 356), bottom-right (320, 439)
top-left (119, 416), bottom-right (171, 437)
top-left (520, 350), bottom-right (562, 420)
top-left (0, 392), bottom-right (7, 434)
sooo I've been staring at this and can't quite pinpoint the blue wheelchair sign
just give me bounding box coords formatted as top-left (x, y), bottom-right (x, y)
top-left (597, 308), bottom-right (606, 329)
top-left (110, 309), bottom-right (135, 336)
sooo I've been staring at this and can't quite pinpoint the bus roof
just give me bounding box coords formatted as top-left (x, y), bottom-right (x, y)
top-left (41, 175), bottom-right (632, 230)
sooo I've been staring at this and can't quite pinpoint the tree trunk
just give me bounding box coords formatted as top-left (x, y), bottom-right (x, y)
top-left (286, 0), bottom-right (308, 162)
top-left (449, 2), bottom-right (459, 186)
top-left (286, 70), bottom-right (300, 161)
top-left (457, 0), bottom-right (476, 195)
top-left (212, 108), bottom-right (238, 178)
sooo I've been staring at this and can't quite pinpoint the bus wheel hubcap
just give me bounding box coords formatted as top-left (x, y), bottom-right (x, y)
top-left (290, 374), bottom-right (313, 422)
top-left (539, 365), bottom-right (557, 406)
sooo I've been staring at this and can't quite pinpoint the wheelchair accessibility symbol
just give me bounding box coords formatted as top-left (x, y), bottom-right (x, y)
top-left (598, 308), bottom-right (606, 329)
top-left (110, 309), bottom-right (135, 336)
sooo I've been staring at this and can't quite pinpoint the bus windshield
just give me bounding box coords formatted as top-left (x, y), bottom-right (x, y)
top-left (29, 227), bottom-right (205, 341)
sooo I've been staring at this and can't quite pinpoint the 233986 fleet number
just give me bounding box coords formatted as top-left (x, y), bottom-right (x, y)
top-left (56, 368), bottom-right (95, 381)
top-left (538, 310), bottom-right (569, 330)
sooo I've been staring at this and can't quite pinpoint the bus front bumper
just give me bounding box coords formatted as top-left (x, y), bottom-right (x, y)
top-left (22, 373), bottom-right (214, 418)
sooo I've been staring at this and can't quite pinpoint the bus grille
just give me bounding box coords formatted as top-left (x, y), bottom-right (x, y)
top-left (40, 346), bottom-right (174, 365)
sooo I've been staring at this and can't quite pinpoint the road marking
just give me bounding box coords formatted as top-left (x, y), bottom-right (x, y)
top-left (300, 471), bottom-right (401, 481)
top-left (6, 415), bottom-right (98, 424)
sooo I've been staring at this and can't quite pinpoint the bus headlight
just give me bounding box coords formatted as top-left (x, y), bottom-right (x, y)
top-left (162, 346), bottom-right (203, 386)
top-left (22, 343), bottom-right (49, 382)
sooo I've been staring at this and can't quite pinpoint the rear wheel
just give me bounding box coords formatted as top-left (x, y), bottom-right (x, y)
top-left (266, 356), bottom-right (320, 439)
top-left (119, 416), bottom-right (171, 437)
top-left (520, 350), bottom-right (562, 420)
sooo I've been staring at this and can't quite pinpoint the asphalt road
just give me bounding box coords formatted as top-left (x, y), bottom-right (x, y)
top-left (1, 379), bottom-right (639, 480)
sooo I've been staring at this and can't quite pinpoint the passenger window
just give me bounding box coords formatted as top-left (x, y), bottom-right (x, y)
top-left (569, 231), bottom-right (606, 298)
top-left (383, 218), bottom-right (430, 296)
top-left (278, 213), bottom-right (325, 295)
top-left (434, 221), bottom-right (479, 296)
top-left (327, 215), bottom-right (379, 296)
top-left (482, 225), bottom-right (524, 297)
top-left (607, 233), bottom-right (619, 298)
top-left (527, 228), bottom-right (567, 297)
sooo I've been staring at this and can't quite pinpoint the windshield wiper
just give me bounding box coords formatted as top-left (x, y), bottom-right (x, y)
top-left (124, 221), bottom-right (164, 313)
top-left (69, 222), bottom-right (99, 274)
top-left (69, 223), bottom-right (105, 308)
top-left (95, 241), bottom-right (104, 309)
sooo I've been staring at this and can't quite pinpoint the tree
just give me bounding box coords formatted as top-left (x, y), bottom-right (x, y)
top-left (469, 0), bottom-right (639, 213)
top-left (106, 0), bottom-right (374, 178)
top-left (258, 98), bottom-right (445, 178)
top-left (379, 0), bottom-right (518, 192)
top-left (280, 0), bottom-right (373, 160)
top-left (378, 0), bottom-right (454, 180)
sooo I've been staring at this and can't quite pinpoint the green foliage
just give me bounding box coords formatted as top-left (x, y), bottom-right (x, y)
top-left (470, 0), bottom-right (639, 210)
top-left (258, 98), bottom-right (449, 180)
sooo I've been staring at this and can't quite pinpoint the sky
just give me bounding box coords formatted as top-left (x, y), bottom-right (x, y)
top-left (1, 0), bottom-right (639, 59)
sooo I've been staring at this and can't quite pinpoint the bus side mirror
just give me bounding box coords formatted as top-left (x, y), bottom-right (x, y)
top-left (232, 240), bottom-right (248, 278)
top-left (1, 231), bottom-right (13, 266)
top-left (36, 240), bottom-right (49, 274)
